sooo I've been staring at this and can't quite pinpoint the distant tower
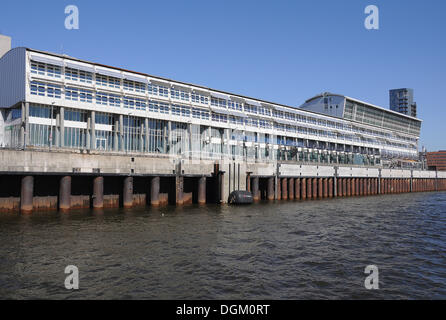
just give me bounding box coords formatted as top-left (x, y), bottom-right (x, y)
top-left (0, 34), bottom-right (12, 59)
top-left (389, 88), bottom-right (417, 118)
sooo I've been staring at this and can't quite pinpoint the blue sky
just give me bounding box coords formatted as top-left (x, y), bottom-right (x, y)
top-left (1, 0), bottom-right (445, 150)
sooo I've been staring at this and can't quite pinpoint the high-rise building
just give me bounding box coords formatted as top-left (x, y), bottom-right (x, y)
top-left (0, 34), bottom-right (11, 59)
top-left (389, 88), bottom-right (417, 118)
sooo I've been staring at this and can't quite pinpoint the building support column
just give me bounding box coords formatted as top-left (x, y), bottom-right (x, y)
top-left (59, 176), bottom-right (71, 212)
top-left (338, 178), bottom-right (343, 197)
top-left (312, 178), bottom-right (317, 199)
top-left (267, 177), bottom-right (275, 201)
top-left (323, 178), bottom-right (328, 198)
top-left (346, 178), bottom-right (351, 197)
top-left (151, 176), bottom-right (160, 207)
top-left (123, 176), bottom-right (133, 208)
top-left (318, 178), bottom-right (323, 199)
top-left (307, 178), bottom-right (312, 199)
top-left (93, 176), bottom-right (104, 209)
top-left (218, 171), bottom-right (225, 203)
top-left (20, 176), bottom-right (34, 214)
top-left (288, 178), bottom-right (295, 200)
top-left (282, 178), bottom-right (288, 200)
top-left (246, 173), bottom-right (251, 192)
top-left (198, 176), bottom-right (206, 205)
top-left (295, 178), bottom-right (301, 200)
top-left (301, 178), bottom-right (307, 200)
top-left (328, 178), bottom-right (333, 198)
top-left (252, 176), bottom-right (260, 202)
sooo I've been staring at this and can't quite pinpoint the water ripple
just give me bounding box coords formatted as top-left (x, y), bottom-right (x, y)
top-left (0, 192), bottom-right (445, 299)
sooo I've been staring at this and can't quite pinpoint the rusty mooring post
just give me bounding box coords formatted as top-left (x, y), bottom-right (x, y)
top-left (123, 176), bottom-right (133, 208)
top-left (267, 177), bottom-right (274, 201)
top-left (198, 176), bottom-right (206, 205)
top-left (252, 176), bottom-right (260, 202)
top-left (151, 176), bottom-right (160, 207)
top-left (59, 176), bottom-right (71, 212)
top-left (20, 176), bottom-right (34, 214)
top-left (93, 176), bottom-right (104, 209)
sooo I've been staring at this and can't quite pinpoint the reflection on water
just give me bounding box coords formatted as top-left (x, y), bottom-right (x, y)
top-left (0, 192), bottom-right (445, 299)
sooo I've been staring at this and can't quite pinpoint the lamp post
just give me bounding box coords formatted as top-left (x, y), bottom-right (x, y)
top-left (49, 102), bottom-right (55, 151)
top-left (126, 111), bottom-right (133, 154)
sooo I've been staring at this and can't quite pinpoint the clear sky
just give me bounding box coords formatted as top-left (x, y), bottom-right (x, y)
top-left (1, 0), bottom-right (445, 150)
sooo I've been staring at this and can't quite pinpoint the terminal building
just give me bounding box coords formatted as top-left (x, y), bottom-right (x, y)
top-left (0, 45), bottom-right (422, 168)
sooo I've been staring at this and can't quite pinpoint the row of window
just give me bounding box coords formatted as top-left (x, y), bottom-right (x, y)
top-left (30, 60), bottom-right (421, 137)
top-left (23, 105), bottom-right (416, 159)
top-left (29, 81), bottom-right (416, 147)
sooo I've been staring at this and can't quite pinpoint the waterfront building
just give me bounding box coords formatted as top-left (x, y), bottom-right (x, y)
top-left (0, 46), bottom-right (422, 168)
top-left (427, 151), bottom-right (446, 171)
top-left (389, 88), bottom-right (417, 118)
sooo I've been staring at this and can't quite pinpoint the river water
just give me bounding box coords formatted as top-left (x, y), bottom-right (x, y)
top-left (0, 192), bottom-right (445, 300)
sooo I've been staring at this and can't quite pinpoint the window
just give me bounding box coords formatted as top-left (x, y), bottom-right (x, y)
top-left (171, 105), bottom-right (181, 116)
top-left (211, 97), bottom-right (227, 108)
top-left (171, 88), bottom-right (190, 101)
top-left (211, 113), bottom-right (227, 123)
top-left (65, 109), bottom-right (87, 122)
top-left (135, 82), bottom-right (146, 93)
top-left (191, 93), bottom-right (209, 105)
top-left (228, 101), bottom-right (243, 111)
top-left (11, 109), bottom-right (22, 120)
top-left (65, 68), bottom-right (79, 81)
top-left (30, 81), bottom-right (45, 96)
top-left (96, 92), bottom-right (108, 105)
top-left (79, 89), bottom-right (93, 103)
top-left (65, 87), bottom-right (79, 101)
top-left (123, 96), bottom-right (146, 110)
top-left (96, 74), bottom-right (120, 88)
top-left (244, 104), bottom-right (258, 114)
top-left (148, 84), bottom-right (169, 97)
top-left (109, 94), bottom-right (121, 107)
top-left (31, 61), bottom-right (61, 78)
top-left (47, 65), bottom-right (61, 78)
top-left (124, 80), bottom-right (135, 92)
top-left (245, 117), bottom-right (258, 127)
top-left (96, 74), bottom-right (108, 87)
top-left (30, 81), bottom-right (61, 98)
top-left (29, 105), bottom-right (56, 119)
top-left (258, 106), bottom-right (270, 116)
top-left (31, 62), bottom-right (45, 75)
top-left (229, 116), bottom-right (244, 125)
top-left (65, 68), bottom-right (93, 83)
top-left (79, 70), bottom-right (93, 83)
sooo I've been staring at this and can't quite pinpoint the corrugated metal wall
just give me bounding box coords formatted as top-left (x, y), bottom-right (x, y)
top-left (0, 47), bottom-right (26, 108)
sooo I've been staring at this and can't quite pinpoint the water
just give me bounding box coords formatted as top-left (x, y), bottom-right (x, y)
top-left (0, 192), bottom-right (445, 300)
